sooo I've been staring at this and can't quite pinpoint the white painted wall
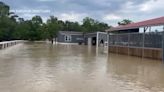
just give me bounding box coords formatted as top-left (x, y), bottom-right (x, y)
top-left (88, 38), bottom-right (92, 46)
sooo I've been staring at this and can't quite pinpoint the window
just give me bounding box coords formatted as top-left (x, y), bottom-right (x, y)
top-left (64, 35), bottom-right (72, 42)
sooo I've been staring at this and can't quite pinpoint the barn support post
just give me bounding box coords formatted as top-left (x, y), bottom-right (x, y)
top-left (116, 34), bottom-right (119, 54)
top-left (96, 32), bottom-right (99, 48)
top-left (96, 32), bottom-right (99, 56)
top-left (142, 27), bottom-right (148, 58)
top-left (162, 25), bottom-right (164, 62)
top-left (128, 30), bottom-right (130, 56)
top-left (107, 31), bottom-right (109, 54)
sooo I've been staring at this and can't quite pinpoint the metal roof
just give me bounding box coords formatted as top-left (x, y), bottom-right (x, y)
top-left (59, 31), bottom-right (83, 35)
top-left (106, 16), bottom-right (164, 31)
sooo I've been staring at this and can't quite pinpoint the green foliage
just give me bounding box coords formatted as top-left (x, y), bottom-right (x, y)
top-left (0, 2), bottom-right (111, 41)
top-left (118, 19), bottom-right (133, 26)
top-left (0, 2), bottom-right (9, 17)
top-left (46, 16), bottom-right (63, 39)
top-left (82, 17), bottom-right (110, 33)
top-left (63, 21), bottom-right (84, 32)
top-left (0, 2), bottom-right (17, 41)
top-left (14, 21), bottom-right (30, 40)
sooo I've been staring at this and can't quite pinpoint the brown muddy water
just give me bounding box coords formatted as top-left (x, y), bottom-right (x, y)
top-left (0, 42), bottom-right (164, 92)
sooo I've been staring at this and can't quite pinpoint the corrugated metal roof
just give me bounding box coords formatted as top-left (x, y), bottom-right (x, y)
top-left (107, 16), bottom-right (164, 31)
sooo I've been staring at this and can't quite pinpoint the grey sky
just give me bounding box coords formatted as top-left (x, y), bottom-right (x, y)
top-left (1, 0), bottom-right (164, 26)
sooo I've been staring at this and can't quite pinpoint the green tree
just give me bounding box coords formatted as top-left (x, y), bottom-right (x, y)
top-left (13, 20), bottom-right (31, 40)
top-left (27, 16), bottom-right (43, 41)
top-left (63, 21), bottom-right (84, 32)
top-left (46, 16), bottom-right (63, 40)
top-left (0, 2), bottom-right (111, 42)
top-left (0, 2), bottom-right (17, 41)
top-left (0, 2), bottom-right (9, 17)
top-left (118, 19), bottom-right (133, 25)
top-left (82, 17), bottom-right (110, 33)
top-left (40, 23), bottom-right (49, 40)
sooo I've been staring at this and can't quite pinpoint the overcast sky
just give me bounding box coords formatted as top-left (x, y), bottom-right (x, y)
top-left (1, 0), bottom-right (164, 26)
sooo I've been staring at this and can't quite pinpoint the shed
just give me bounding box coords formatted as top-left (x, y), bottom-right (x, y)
top-left (85, 32), bottom-right (108, 46)
top-left (57, 31), bottom-right (84, 44)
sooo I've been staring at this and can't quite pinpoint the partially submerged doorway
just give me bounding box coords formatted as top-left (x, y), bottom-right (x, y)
top-left (87, 37), bottom-right (97, 46)
top-left (92, 37), bottom-right (97, 46)
top-left (86, 32), bottom-right (108, 47)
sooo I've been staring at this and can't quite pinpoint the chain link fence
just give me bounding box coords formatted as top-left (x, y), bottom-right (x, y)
top-left (109, 32), bottom-right (162, 48)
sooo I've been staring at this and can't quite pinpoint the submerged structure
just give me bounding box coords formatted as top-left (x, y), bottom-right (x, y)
top-left (57, 31), bottom-right (107, 46)
top-left (57, 31), bottom-right (84, 44)
top-left (84, 32), bottom-right (107, 46)
top-left (56, 17), bottom-right (164, 60)
top-left (106, 16), bottom-right (164, 60)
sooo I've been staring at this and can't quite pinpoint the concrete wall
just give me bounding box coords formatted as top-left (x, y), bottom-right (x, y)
top-left (109, 46), bottom-right (162, 60)
top-left (0, 40), bottom-right (23, 49)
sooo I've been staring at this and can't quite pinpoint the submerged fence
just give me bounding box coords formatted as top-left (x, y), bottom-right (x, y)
top-left (108, 32), bottom-right (163, 60)
top-left (109, 32), bottom-right (162, 48)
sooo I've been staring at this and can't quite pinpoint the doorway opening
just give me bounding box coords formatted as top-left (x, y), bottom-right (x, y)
top-left (92, 37), bottom-right (97, 46)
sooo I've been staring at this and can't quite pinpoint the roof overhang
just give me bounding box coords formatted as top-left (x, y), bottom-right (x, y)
top-left (106, 16), bottom-right (164, 32)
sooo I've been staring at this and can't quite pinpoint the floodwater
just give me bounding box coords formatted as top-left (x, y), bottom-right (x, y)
top-left (0, 42), bottom-right (164, 92)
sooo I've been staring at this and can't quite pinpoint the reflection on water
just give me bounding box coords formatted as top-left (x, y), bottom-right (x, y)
top-left (0, 42), bottom-right (163, 92)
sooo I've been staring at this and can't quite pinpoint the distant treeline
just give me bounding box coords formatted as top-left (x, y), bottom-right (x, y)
top-left (0, 1), bottom-right (111, 41)
top-left (0, 1), bottom-right (133, 41)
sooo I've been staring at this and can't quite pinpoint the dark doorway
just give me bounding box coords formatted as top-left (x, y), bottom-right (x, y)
top-left (92, 37), bottom-right (97, 46)
top-left (100, 39), bottom-right (104, 44)
top-left (100, 39), bottom-right (104, 46)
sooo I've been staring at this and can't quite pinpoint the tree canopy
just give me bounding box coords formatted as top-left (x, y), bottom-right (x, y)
top-left (118, 19), bottom-right (133, 26)
top-left (0, 1), bottom-right (112, 41)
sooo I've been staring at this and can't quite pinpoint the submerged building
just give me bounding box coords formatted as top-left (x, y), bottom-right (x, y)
top-left (56, 17), bottom-right (164, 60)
top-left (57, 31), bottom-right (84, 44)
top-left (106, 16), bottom-right (164, 60)
top-left (84, 32), bottom-right (107, 46)
top-left (57, 31), bottom-right (108, 46)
